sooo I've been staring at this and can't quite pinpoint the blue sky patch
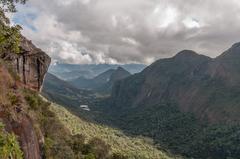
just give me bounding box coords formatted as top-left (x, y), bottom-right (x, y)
top-left (12, 5), bottom-right (39, 32)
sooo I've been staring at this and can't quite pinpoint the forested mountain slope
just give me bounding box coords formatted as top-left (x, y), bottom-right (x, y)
top-left (42, 73), bottom-right (96, 108)
top-left (93, 44), bottom-right (240, 159)
top-left (111, 44), bottom-right (240, 123)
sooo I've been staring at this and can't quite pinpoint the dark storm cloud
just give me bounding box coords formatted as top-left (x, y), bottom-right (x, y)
top-left (13, 0), bottom-right (240, 64)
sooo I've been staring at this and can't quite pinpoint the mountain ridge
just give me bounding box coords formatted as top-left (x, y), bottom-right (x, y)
top-left (49, 63), bottom-right (146, 80)
top-left (110, 43), bottom-right (240, 123)
top-left (69, 67), bottom-right (131, 94)
top-left (42, 73), bottom-right (96, 108)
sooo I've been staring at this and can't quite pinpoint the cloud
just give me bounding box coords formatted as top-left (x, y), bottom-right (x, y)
top-left (11, 0), bottom-right (240, 64)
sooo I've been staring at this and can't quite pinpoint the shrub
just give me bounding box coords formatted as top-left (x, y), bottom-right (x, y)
top-left (111, 153), bottom-right (129, 159)
top-left (0, 122), bottom-right (23, 159)
top-left (88, 137), bottom-right (110, 159)
top-left (70, 134), bottom-right (85, 154)
top-left (7, 92), bottom-right (20, 105)
top-left (84, 153), bottom-right (96, 159)
top-left (43, 137), bottom-right (54, 158)
top-left (24, 94), bottom-right (38, 110)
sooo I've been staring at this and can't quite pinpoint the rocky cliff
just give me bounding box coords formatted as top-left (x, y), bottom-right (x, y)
top-left (0, 36), bottom-right (51, 159)
top-left (1, 36), bottom-right (51, 91)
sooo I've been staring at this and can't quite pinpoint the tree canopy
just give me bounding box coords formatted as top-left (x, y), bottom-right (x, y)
top-left (0, 0), bottom-right (27, 55)
top-left (0, 0), bottom-right (27, 12)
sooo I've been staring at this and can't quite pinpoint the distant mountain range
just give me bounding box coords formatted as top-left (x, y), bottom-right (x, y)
top-left (69, 67), bottom-right (131, 93)
top-left (42, 73), bottom-right (96, 108)
top-left (49, 63), bottom-right (146, 80)
top-left (69, 69), bottom-right (115, 90)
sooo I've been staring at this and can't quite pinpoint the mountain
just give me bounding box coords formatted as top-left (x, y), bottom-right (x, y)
top-left (111, 47), bottom-right (240, 123)
top-left (70, 67), bottom-right (131, 94)
top-left (93, 69), bottom-right (116, 84)
top-left (69, 69), bottom-right (115, 90)
top-left (49, 63), bottom-right (145, 80)
top-left (108, 67), bottom-right (131, 84)
top-left (97, 67), bottom-right (131, 93)
top-left (42, 73), bottom-right (96, 108)
top-left (93, 44), bottom-right (240, 159)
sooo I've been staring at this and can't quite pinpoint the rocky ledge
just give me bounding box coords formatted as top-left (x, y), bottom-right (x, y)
top-left (0, 36), bottom-right (51, 91)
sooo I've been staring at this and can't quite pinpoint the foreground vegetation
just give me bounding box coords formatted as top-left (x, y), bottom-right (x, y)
top-left (49, 102), bottom-right (176, 159)
top-left (0, 122), bottom-right (23, 159)
top-left (24, 90), bottom-right (131, 159)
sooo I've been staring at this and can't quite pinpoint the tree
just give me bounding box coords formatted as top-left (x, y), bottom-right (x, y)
top-left (0, 0), bottom-right (27, 55)
top-left (84, 153), bottom-right (96, 159)
top-left (0, 0), bottom-right (27, 12)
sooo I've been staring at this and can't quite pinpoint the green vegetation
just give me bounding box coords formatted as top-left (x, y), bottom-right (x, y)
top-left (0, 122), bottom-right (23, 159)
top-left (49, 102), bottom-right (176, 159)
top-left (42, 73), bottom-right (96, 109)
top-left (24, 90), bottom-right (101, 159)
top-left (96, 101), bottom-right (240, 159)
top-left (0, 0), bottom-right (27, 55)
top-left (119, 104), bottom-right (201, 153)
top-left (0, 0), bottom-right (27, 12)
top-left (0, 21), bottom-right (22, 54)
top-left (25, 90), bottom-right (175, 159)
top-left (99, 49), bottom-right (240, 159)
top-left (189, 124), bottom-right (240, 159)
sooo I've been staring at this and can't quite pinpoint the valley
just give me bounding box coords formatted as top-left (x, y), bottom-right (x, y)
top-left (1, 1), bottom-right (240, 158)
top-left (49, 101), bottom-right (177, 159)
top-left (43, 43), bottom-right (240, 159)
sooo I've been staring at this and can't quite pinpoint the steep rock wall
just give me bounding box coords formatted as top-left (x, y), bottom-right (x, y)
top-left (0, 36), bottom-right (51, 159)
top-left (1, 36), bottom-right (51, 90)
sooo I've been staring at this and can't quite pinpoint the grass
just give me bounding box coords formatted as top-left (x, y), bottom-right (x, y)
top-left (49, 102), bottom-right (178, 159)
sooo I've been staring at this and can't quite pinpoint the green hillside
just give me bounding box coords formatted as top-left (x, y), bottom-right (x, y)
top-left (49, 102), bottom-right (179, 159)
top-left (42, 73), bottom-right (97, 108)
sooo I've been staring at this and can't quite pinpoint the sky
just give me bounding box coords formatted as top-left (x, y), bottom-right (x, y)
top-left (11, 0), bottom-right (240, 64)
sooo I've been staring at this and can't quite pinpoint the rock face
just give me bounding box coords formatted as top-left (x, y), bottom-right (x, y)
top-left (0, 64), bottom-right (43, 159)
top-left (1, 36), bottom-right (51, 90)
top-left (0, 36), bottom-right (51, 159)
top-left (0, 113), bottom-right (41, 159)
